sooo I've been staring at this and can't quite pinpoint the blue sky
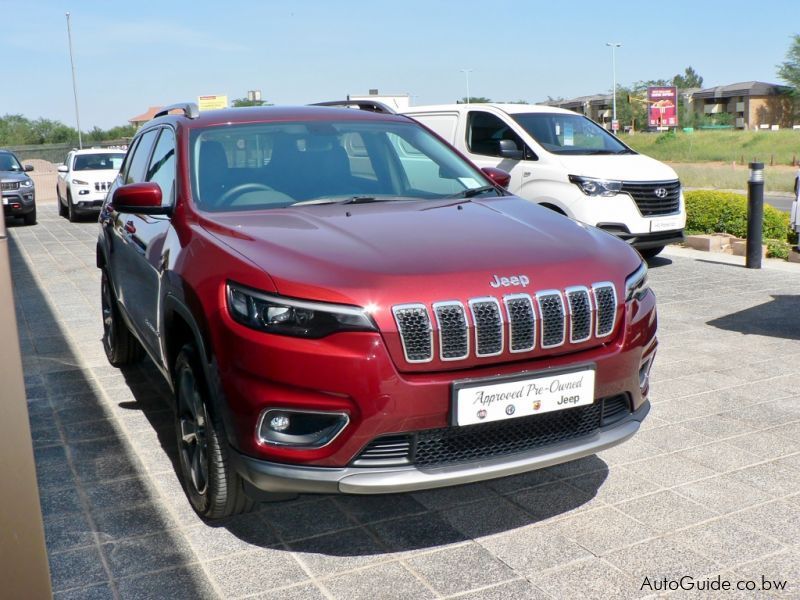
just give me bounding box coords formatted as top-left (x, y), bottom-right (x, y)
top-left (1, 0), bottom-right (797, 129)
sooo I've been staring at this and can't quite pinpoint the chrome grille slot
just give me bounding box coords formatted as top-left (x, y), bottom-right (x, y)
top-left (433, 302), bottom-right (469, 361)
top-left (392, 304), bottom-right (433, 363)
top-left (593, 283), bottom-right (617, 338)
top-left (566, 287), bottom-right (592, 343)
top-left (1, 182), bottom-right (20, 191)
top-left (351, 435), bottom-right (412, 466)
top-left (469, 298), bottom-right (503, 357)
top-left (504, 294), bottom-right (535, 353)
top-left (536, 291), bottom-right (565, 348)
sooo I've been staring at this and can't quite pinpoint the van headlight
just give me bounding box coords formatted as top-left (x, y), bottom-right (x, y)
top-left (625, 262), bottom-right (649, 302)
top-left (569, 175), bottom-right (622, 197)
top-left (226, 282), bottom-right (376, 338)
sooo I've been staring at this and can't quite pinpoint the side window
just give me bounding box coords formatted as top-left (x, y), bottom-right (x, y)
top-left (123, 129), bottom-right (159, 185)
top-left (466, 111), bottom-right (524, 158)
top-left (145, 128), bottom-right (176, 207)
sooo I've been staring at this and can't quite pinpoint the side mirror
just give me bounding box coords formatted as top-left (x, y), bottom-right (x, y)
top-left (57, 165), bottom-right (68, 174)
top-left (482, 167), bottom-right (511, 189)
top-left (110, 182), bottom-right (167, 214)
top-left (24, 164), bottom-right (34, 172)
top-left (498, 139), bottom-right (523, 160)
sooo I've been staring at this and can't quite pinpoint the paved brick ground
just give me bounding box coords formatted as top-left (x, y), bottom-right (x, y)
top-left (8, 210), bottom-right (800, 599)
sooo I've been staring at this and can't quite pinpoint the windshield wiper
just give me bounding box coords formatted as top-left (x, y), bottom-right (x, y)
top-left (448, 185), bottom-right (499, 199)
top-left (292, 196), bottom-right (410, 206)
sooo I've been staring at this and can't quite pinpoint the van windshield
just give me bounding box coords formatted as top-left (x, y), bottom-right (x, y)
top-left (512, 113), bottom-right (634, 156)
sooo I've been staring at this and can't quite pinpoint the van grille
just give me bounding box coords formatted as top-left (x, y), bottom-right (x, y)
top-left (392, 283), bottom-right (618, 364)
top-left (620, 180), bottom-right (681, 216)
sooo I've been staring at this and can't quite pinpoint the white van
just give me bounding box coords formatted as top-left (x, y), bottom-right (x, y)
top-left (400, 103), bottom-right (686, 258)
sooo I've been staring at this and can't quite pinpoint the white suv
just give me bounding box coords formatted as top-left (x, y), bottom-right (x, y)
top-left (400, 103), bottom-right (686, 258)
top-left (57, 148), bottom-right (126, 221)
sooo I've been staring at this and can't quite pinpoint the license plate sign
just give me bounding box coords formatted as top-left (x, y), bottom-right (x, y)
top-left (453, 367), bottom-right (595, 426)
top-left (650, 217), bottom-right (681, 232)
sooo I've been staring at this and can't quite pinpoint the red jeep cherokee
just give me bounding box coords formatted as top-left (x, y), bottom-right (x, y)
top-left (97, 102), bottom-right (656, 518)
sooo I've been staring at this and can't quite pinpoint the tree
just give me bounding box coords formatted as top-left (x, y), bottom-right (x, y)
top-left (459, 97), bottom-right (491, 104)
top-left (231, 97), bottom-right (272, 107)
top-left (673, 66), bottom-right (703, 89)
top-left (777, 34), bottom-right (800, 91)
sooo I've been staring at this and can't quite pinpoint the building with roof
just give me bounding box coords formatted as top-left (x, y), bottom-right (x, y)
top-left (544, 94), bottom-right (613, 127)
top-left (692, 81), bottom-right (794, 129)
top-left (128, 106), bottom-right (163, 129)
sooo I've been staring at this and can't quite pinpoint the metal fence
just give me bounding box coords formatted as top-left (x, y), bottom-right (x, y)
top-left (5, 139), bottom-right (130, 164)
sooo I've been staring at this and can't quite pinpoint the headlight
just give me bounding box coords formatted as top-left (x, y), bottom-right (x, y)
top-left (72, 179), bottom-right (88, 185)
top-left (226, 282), bottom-right (377, 338)
top-left (20, 179), bottom-right (33, 188)
top-left (569, 175), bottom-right (622, 197)
top-left (625, 261), bottom-right (649, 302)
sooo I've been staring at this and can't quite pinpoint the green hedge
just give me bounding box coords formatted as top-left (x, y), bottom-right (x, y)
top-left (684, 190), bottom-right (789, 240)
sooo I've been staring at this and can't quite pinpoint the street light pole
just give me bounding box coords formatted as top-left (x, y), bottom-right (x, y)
top-left (460, 69), bottom-right (473, 104)
top-left (606, 42), bottom-right (622, 132)
top-left (66, 12), bottom-right (82, 149)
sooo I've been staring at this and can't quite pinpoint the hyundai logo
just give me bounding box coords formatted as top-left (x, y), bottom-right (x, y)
top-left (654, 187), bottom-right (668, 199)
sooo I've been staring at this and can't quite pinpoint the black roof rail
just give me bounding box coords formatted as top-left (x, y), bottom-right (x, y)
top-left (154, 102), bottom-right (200, 120)
top-left (310, 100), bottom-right (396, 115)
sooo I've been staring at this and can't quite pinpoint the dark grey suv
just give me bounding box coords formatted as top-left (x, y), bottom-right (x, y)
top-left (1, 150), bottom-right (36, 225)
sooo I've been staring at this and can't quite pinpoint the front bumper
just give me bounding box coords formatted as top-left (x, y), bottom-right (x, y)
top-left (2, 190), bottom-right (36, 216)
top-left (232, 400), bottom-right (649, 494)
top-left (597, 226), bottom-right (685, 250)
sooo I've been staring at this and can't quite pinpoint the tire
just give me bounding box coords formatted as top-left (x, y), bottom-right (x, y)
top-left (174, 343), bottom-right (255, 519)
top-left (639, 246), bottom-right (664, 260)
top-left (57, 189), bottom-right (67, 217)
top-left (23, 206), bottom-right (37, 226)
top-left (67, 192), bottom-right (77, 222)
top-left (101, 268), bottom-right (145, 366)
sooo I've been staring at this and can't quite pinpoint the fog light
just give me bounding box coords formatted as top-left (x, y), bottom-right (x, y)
top-left (269, 414), bottom-right (290, 432)
top-left (257, 408), bottom-right (349, 448)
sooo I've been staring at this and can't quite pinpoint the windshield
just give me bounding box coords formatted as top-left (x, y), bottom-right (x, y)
top-left (0, 153), bottom-right (23, 172)
top-left (512, 113), bottom-right (633, 155)
top-left (190, 120), bottom-right (499, 211)
top-left (73, 153), bottom-right (125, 171)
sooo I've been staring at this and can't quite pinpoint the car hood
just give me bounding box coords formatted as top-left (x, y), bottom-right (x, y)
top-left (69, 169), bottom-right (119, 181)
top-left (201, 196), bottom-right (642, 307)
top-left (554, 152), bottom-right (678, 182)
top-left (0, 171), bottom-right (32, 183)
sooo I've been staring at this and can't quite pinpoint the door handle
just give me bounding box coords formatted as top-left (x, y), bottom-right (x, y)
top-left (124, 221), bottom-right (136, 234)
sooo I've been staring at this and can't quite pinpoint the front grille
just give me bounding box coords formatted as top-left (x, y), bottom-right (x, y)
top-left (433, 302), bottom-right (469, 360)
top-left (620, 180), bottom-right (681, 217)
top-left (94, 181), bottom-right (111, 192)
top-left (392, 304), bottom-right (432, 363)
top-left (504, 295), bottom-right (536, 353)
top-left (352, 395), bottom-right (632, 468)
top-left (537, 291), bottom-right (566, 348)
top-left (566, 287), bottom-right (592, 343)
top-left (392, 282), bottom-right (618, 364)
top-left (469, 298), bottom-right (503, 357)
top-left (1, 182), bottom-right (20, 191)
top-left (592, 284), bottom-right (617, 338)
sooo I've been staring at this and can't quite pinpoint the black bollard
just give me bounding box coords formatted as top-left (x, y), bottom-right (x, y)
top-left (746, 162), bottom-right (764, 269)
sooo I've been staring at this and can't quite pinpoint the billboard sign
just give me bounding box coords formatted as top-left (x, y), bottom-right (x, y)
top-left (198, 95), bottom-right (228, 111)
top-left (647, 87), bottom-right (677, 127)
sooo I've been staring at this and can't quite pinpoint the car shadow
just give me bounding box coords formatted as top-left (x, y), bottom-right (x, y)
top-left (707, 294), bottom-right (800, 341)
top-left (645, 255), bottom-right (672, 268)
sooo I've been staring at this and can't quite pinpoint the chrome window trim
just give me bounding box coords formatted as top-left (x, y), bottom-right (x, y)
top-left (535, 290), bottom-right (566, 349)
top-left (392, 303), bottom-right (434, 363)
top-left (592, 282), bottom-right (618, 338)
top-left (432, 301), bottom-right (470, 361)
top-left (502, 293), bottom-right (536, 353)
top-left (468, 296), bottom-right (504, 357)
top-left (565, 285), bottom-right (593, 344)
